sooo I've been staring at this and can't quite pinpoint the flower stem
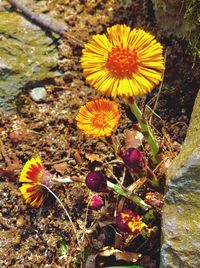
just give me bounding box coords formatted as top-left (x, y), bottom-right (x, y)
top-left (107, 181), bottom-right (151, 211)
top-left (39, 183), bottom-right (81, 250)
top-left (52, 177), bottom-right (73, 183)
top-left (129, 102), bottom-right (159, 164)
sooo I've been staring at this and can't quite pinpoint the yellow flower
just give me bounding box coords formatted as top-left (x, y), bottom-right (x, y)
top-left (76, 99), bottom-right (120, 138)
top-left (19, 157), bottom-right (53, 207)
top-left (127, 214), bottom-right (147, 234)
top-left (81, 24), bottom-right (164, 98)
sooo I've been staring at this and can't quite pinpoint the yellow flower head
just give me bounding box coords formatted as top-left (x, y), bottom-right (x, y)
top-left (81, 24), bottom-right (165, 98)
top-left (19, 157), bottom-right (53, 207)
top-left (76, 99), bottom-right (120, 138)
top-left (127, 214), bottom-right (147, 234)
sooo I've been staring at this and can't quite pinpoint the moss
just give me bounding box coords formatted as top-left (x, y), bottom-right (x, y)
top-left (183, 0), bottom-right (200, 59)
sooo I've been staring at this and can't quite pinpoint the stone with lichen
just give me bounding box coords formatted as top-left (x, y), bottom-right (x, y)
top-left (161, 89), bottom-right (200, 268)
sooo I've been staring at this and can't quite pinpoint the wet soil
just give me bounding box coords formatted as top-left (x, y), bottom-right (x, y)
top-left (0, 0), bottom-right (199, 267)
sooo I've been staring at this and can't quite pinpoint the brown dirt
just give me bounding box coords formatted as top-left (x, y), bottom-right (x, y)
top-left (0, 0), bottom-right (199, 267)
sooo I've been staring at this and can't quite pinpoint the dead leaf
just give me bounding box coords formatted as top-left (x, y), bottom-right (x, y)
top-left (53, 162), bottom-right (69, 175)
top-left (73, 149), bottom-right (83, 165)
top-left (114, 232), bottom-right (123, 248)
top-left (85, 153), bottom-right (102, 163)
top-left (115, 250), bottom-right (141, 262)
top-left (125, 129), bottom-right (144, 149)
top-left (99, 246), bottom-right (141, 262)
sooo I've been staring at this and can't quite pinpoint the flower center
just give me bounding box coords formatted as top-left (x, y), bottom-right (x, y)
top-left (106, 47), bottom-right (138, 78)
top-left (93, 113), bottom-right (107, 128)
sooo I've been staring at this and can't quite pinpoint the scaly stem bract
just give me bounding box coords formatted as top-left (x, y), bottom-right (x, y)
top-left (129, 102), bottom-right (159, 164)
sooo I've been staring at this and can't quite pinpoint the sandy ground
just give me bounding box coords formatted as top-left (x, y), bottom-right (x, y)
top-left (0, 0), bottom-right (199, 267)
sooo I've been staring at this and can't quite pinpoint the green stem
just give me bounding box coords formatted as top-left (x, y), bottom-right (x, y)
top-left (107, 181), bottom-right (151, 211)
top-left (129, 102), bottom-right (159, 164)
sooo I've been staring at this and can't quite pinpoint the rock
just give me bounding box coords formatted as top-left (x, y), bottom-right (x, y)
top-left (151, 0), bottom-right (185, 36)
top-left (29, 87), bottom-right (47, 102)
top-left (0, 1), bottom-right (62, 112)
top-left (152, 0), bottom-right (199, 57)
top-left (160, 90), bottom-right (200, 268)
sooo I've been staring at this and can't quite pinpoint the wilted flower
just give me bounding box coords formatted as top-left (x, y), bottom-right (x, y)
top-left (89, 194), bottom-right (104, 210)
top-left (145, 191), bottom-right (163, 207)
top-left (122, 147), bottom-right (145, 172)
top-left (116, 209), bottom-right (147, 234)
top-left (19, 157), bottom-right (54, 207)
top-left (81, 24), bottom-right (164, 98)
top-left (76, 99), bottom-right (120, 138)
top-left (86, 171), bottom-right (107, 192)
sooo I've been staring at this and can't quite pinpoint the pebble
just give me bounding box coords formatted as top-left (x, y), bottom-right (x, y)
top-left (29, 87), bottom-right (47, 102)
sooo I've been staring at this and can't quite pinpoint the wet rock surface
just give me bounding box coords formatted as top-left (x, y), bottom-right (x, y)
top-left (161, 90), bottom-right (200, 268)
top-left (0, 0), bottom-right (61, 112)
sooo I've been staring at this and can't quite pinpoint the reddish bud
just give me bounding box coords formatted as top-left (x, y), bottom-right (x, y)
top-left (116, 209), bottom-right (147, 234)
top-left (86, 171), bottom-right (107, 192)
top-left (116, 209), bottom-right (134, 233)
top-left (122, 148), bottom-right (145, 172)
top-left (145, 192), bottom-right (163, 207)
top-left (89, 194), bottom-right (104, 210)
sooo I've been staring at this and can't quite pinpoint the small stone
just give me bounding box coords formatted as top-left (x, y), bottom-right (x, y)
top-left (9, 129), bottom-right (25, 143)
top-left (16, 215), bottom-right (30, 228)
top-left (29, 87), bottom-right (47, 102)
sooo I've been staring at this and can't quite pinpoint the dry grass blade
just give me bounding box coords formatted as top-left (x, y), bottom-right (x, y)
top-left (99, 246), bottom-right (141, 262)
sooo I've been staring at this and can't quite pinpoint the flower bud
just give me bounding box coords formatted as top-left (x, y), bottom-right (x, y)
top-left (116, 209), bottom-right (147, 234)
top-left (89, 194), bottom-right (104, 210)
top-left (122, 148), bottom-right (145, 172)
top-left (116, 209), bottom-right (134, 233)
top-left (145, 192), bottom-right (163, 207)
top-left (86, 171), bottom-right (107, 192)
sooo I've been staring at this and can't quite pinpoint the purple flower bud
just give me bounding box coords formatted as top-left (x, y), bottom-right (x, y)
top-left (89, 194), bottom-right (104, 210)
top-left (86, 171), bottom-right (107, 192)
top-left (116, 209), bottom-right (135, 233)
top-left (116, 209), bottom-right (147, 234)
top-left (122, 148), bottom-right (145, 172)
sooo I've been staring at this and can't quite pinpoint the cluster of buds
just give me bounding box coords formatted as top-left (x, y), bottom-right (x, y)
top-left (85, 171), bottom-right (107, 210)
top-left (145, 192), bottom-right (163, 208)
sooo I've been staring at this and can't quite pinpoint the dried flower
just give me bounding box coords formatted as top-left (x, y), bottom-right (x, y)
top-left (122, 148), bottom-right (145, 172)
top-left (116, 209), bottom-right (147, 234)
top-left (145, 192), bottom-right (163, 207)
top-left (81, 24), bottom-right (164, 98)
top-left (19, 157), bottom-right (53, 207)
top-left (76, 99), bottom-right (120, 138)
top-left (86, 171), bottom-right (107, 192)
top-left (89, 194), bottom-right (104, 210)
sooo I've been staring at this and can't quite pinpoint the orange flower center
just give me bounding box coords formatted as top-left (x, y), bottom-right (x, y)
top-left (106, 47), bottom-right (138, 78)
top-left (92, 113), bottom-right (107, 128)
